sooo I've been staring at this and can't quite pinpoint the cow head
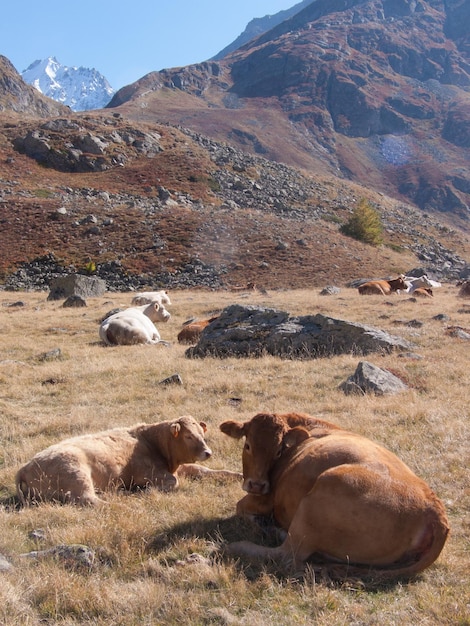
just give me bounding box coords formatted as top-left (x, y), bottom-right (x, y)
top-left (220, 413), bottom-right (309, 495)
top-left (170, 415), bottom-right (212, 463)
top-left (144, 301), bottom-right (171, 323)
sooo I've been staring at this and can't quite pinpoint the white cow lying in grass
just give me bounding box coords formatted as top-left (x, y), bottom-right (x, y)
top-left (403, 275), bottom-right (441, 294)
top-left (99, 302), bottom-right (170, 346)
top-left (131, 290), bottom-right (171, 306)
top-left (16, 415), bottom-right (242, 506)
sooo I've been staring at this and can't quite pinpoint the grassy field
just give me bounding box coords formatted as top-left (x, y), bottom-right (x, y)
top-left (0, 285), bottom-right (469, 625)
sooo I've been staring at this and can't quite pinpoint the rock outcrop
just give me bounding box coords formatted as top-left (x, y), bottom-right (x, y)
top-left (339, 360), bottom-right (408, 395)
top-left (186, 304), bottom-right (412, 359)
top-left (108, 0), bottom-right (470, 217)
top-left (47, 274), bottom-right (106, 301)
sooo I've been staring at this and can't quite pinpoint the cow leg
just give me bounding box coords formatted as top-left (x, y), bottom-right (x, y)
top-left (177, 463), bottom-right (242, 481)
top-left (60, 467), bottom-right (102, 506)
top-left (228, 465), bottom-right (430, 572)
top-left (39, 469), bottom-right (101, 506)
top-left (150, 471), bottom-right (179, 491)
top-left (235, 493), bottom-right (275, 518)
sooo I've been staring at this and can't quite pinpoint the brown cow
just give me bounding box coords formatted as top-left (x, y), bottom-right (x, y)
top-left (177, 316), bottom-right (219, 344)
top-left (220, 412), bottom-right (449, 578)
top-left (16, 416), bottom-right (241, 506)
top-left (358, 275), bottom-right (407, 295)
top-left (413, 287), bottom-right (433, 298)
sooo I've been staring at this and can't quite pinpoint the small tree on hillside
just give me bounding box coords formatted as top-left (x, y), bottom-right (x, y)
top-left (340, 198), bottom-right (383, 246)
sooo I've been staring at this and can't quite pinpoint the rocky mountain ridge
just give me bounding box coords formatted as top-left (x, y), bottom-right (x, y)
top-left (107, 0), bottom-right (470, 219)
top-left (212, 0), bottom-right (312, 60)
top-left (0, 55), bottom-right (70, 117)
top-left (21, 57), bottom-right (114, 111)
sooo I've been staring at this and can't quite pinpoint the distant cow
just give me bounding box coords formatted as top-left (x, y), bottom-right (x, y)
top-left (358, 275), bottom-right (407, 295)
top-left (99, 302), bottom-right (170, 346)
top-left (412, 287), bottom-right (433, 298)
top-left (177, 316), bottom-right (219, 344)
top-left (220, 412), bottom-right (449, 578)
top-left (403, 275), bottom-right (440, 294)
top-left (229, 282), bottom-right (257, 292)
top-left (16, 416), bottom-right (241, 506)
top-left (131, 290), bottom-right (171, 306)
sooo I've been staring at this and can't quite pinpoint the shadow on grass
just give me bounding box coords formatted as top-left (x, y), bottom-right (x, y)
top-left (146, 513), bottom-right (412, 590)
top-left (0, 492), bottom-right (21, 512)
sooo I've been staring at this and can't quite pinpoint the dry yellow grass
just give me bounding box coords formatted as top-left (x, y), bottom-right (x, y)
top-left (0, 286), bottom-right (469, 625)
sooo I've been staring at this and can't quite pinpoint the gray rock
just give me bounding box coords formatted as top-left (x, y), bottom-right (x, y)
top-left (458, 281), bottom-right (470, 298)
top-left (63, 295), bottom-right (87, 307)
top-left (433, 313), bottom-right (450, 321)
top-left (186, 304), bottom-right (412, 359)
top-left (339, 361), bottom-right (408, 395)
top-left (38, 348), bottom-right (62, 361)
top-left (447, 326), bottom-right (470, 340)
top-left (48, 274), bottom-right (106, 300)
top-left (0, 553), bottom-right (13, 572)
top-left (20, 544), bottom-right (96, 570)
top-left (159, 373), bottom-right (183, 385)
top-left (319, 285), bottom-right (340, 295)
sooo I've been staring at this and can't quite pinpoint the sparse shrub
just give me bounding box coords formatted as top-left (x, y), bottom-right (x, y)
top-left (84, 261), bottom-right (96, 275)
top-left (340, 198), bottom-right (384, 246)
top-left (33, 188), bottom-right (54, 199)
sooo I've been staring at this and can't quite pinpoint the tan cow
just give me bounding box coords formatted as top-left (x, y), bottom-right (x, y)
top-left (358, 275), bottom-right (407, 295)
top-left (220, 412), bottom-right (449, 578)
top-left (131, 290), bottom-right (172, 306)
top-left (99, 302), bottom-right (170, 346)
top-left (177, 316), bottom-right (219, 344)
top-left (412, 287), bottom-right (433, 298)
top-left (16, 416), bottom-right (241, 506)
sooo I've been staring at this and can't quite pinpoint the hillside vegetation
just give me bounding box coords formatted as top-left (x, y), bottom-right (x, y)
top-left (1, 111), bottom-right (469, 292)
top-left (0, 286), bottom-right (468, 624)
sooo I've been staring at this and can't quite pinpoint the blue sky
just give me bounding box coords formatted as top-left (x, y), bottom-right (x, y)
top-left (2, 1), bottom-right (298, 90)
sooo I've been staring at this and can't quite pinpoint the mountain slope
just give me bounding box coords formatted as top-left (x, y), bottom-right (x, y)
top-left (0, 108), bottom-right (468, 290)
top-left (22, 57), bottom-right (115, 111)
top-left (0, 55), bottom-right (70, 117)
top-left (107, 0), bottom-right (470, 220)
top-left (212, 0), bottom-right (312, 60)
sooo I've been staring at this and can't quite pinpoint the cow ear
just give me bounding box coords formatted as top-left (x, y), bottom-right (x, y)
top-left (220, 420), bottom-right (246, 439)
top-left (199, 421), bottom-right (207, 433)
top-left (170, 423), bottom-right (181, 438)
top-left (283, 427), bottom-right (309, 449)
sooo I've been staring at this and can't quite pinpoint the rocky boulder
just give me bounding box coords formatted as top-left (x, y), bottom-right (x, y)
top-left (48, 274), bottom-right (106, 301)
top-left (458, 280), bottom-right (470, 298)
top-left (339, 360), bottom-right (408, 395)
top-left (186, 304), bottom-right (412, 359)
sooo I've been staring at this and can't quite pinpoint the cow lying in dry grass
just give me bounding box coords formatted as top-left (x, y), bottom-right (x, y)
top-left (412, 287), bottom-right (433, 297)
top-left (99, 302), bottom-right (170, 346)
top-left (358, 275), bottom-right (407, 295)
top-left (177, 316), bottom-right (219, 344)
top-left (131, 290), bottom-right (172, 306)
top-left (16, 416), bottom-right (241, 506)
top-left (221, 412), bottom-right (449, 579)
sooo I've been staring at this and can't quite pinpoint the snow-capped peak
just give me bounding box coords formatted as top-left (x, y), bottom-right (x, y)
top-left (21, 56), bottom-right (114, 112)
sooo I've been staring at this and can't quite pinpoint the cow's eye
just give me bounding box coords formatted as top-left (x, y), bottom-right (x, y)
top-left (275, 448), bottom-right (282, 459)
top-left (244, 442), bottom-right (250, 452)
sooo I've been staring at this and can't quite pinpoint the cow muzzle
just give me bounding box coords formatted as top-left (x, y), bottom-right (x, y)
top-left (243, 478), bottom-right (270, 495)
top-left (198, 447), bottom-right (212, 461)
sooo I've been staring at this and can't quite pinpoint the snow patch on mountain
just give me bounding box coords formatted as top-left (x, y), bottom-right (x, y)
top-left (21, 57), bottom-right (114, 111)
